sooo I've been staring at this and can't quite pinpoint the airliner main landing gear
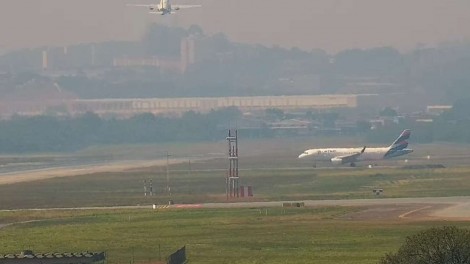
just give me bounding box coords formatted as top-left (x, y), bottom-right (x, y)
top-left (350, 162), bottom-right (356, 167)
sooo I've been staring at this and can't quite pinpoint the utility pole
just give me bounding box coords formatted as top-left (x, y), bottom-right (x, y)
top-left (166, 151), bottom-right (172, 199)
top-left (188, 160), bottom-right (191, 178)
top-left (143, 179), bottom-right (147, 196)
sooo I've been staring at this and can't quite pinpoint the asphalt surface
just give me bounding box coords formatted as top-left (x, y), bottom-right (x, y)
top-left (3, 196), bottom-right (470, 220)
top-left (188, 196), bottom-right (470, 219)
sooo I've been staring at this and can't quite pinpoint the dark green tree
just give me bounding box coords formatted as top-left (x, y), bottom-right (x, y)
top-left (320, 112), bottom-right (339, 128)
top-left (265, 108), bottom-right (285, 121)
top-left (380, 226), bottom-right (470, 264)
top-left (187, 24), bottom-right (204, 36)
top-left (380, 107), bottom-right (398, 117)
top-left (142, 24), bottom-right (187, 57)
top-left (356, 120), bottom-right (371, 133)
top-left (451, 98), bottom-right (470, 121)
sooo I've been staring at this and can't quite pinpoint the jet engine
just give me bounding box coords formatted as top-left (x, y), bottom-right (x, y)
top-left (331, 157), bottom-right (343, 165)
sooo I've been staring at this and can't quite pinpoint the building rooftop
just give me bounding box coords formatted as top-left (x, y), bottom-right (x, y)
top-left (0, 251), bottom-right (105, 264)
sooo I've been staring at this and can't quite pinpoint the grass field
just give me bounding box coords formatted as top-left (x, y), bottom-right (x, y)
top-left (2, 138), bottom-right (470, 263)
top-left (2, 163), bottom-right (470, 209)
top-left (2, 207), bottom-right (470, 264)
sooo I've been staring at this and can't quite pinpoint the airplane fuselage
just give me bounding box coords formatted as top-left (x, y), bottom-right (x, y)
top-left (301, 147), bottom-right (412, 162)
top-left (299, 129), bottom-right (413, 166)
top-left (149, 0), bottom-right (172, 14)
top-left (151, 7), bottom-right (171, 14)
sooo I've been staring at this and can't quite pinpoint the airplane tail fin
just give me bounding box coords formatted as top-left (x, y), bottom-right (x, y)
top-left (388, 129), bottom-right (411, 151)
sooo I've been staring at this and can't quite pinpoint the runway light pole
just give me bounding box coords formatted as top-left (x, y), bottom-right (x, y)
top-left (166, 151), bottom-right (172, 203)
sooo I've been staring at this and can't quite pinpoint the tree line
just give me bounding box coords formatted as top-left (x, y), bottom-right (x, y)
top-left (365, 98), bottom-right (470, 145)
top-left (0, 108), bottom-right (241, 153)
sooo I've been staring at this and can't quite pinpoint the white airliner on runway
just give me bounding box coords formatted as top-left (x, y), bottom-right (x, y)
top-left (298, 129), bottom-right (413, 167)
top-left (127, 0), bottom-right (201, 15)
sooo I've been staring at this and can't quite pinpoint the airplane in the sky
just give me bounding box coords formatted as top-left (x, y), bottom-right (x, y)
top-left (127, 0), bottom-right (201, 15)
top-left (298, 129), bottom-right (413, 167)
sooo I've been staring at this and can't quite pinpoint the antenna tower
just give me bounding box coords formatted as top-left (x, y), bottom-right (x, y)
top-left (226, 129), bottom-right (239, 199)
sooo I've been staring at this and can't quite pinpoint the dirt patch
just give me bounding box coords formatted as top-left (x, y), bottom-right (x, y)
top-left (431, 202), bottom-right (470, 220)
top-left (340, 204), bottom-right (452, 221)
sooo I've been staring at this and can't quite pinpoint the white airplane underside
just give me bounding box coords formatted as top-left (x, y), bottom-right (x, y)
top-left (298, 129), bottom-right (413, 166)
top-left (127, 0), bottom-right (201, 15)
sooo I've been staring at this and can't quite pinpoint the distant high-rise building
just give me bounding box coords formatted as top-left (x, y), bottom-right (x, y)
top-left (114, 37), bottom-right (197, 74)
top-left (91, 45), bottom-right (96, 66)
top-left (42, 50), bottom-right (48, 70)
top-left (180, 37), bottom-right (196, 73)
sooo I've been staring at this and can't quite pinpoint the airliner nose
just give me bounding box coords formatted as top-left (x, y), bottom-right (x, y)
top-left (298, 153), bottom-right (307, 159)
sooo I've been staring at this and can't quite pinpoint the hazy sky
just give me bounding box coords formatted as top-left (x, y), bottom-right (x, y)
top-left (1, 0), bottom-right (470, 54)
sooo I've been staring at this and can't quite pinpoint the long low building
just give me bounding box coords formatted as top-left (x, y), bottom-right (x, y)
top-left (0, 94), bottom-right (378, 118)
top-left (69, 94), bottom-right (370, 116)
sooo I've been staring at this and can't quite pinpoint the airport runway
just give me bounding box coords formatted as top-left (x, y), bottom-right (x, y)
top-left (185, 196), bottom-right (470, 220)
top-left (3, 196), bottom-right (470, 221)
top-left (197, 196), bottom-right (469, 209)
top-left (1, 150), bottom-right (468, 185)
top-left (0, 158), bottom-right (192, 185)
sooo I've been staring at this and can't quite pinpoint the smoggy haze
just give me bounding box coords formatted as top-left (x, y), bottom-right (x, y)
top-left (1, 0), bottom-right (470, 54)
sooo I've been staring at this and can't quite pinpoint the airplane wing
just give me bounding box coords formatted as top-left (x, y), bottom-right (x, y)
top-left (126, 4), bottom-right (155, 7)
top-left (172, 4), bottom-right (202, 9)
top-left (331, 146), bottom-right (366, 164)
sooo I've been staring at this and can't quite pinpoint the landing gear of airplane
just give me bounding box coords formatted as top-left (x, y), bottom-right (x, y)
top-left (313, 162), bottom-right (317, 168)
top-left (350, 162), bottom-right (356, 167)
